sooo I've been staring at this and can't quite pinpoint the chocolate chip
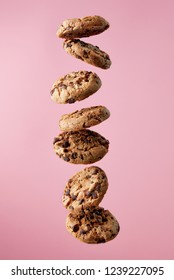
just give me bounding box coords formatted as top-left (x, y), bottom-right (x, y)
top-left (71, 194), bottom-right (77, 200)
top-left (84, 138), bottom-right (90, 143)
top-left (63, 148), bottom-right (68, 153)
top-left (86, 175), bottom-right (91, 179)
top-left (102, 217), bottom-right (107, 223)
top-left (90, 214), bottom-right (94, 219)
top-left (87, 130), bottom-right (95, 136)
top-left (59, 82), bottom-right (67, 89)
top-left (80, 154), bottom-right (84, 160)
top-left (74, 39), bottom-right (80, 43)
top-left (72, 224), bottom-right (79, 232)
top-left (79, 40), bottom-right (87, 47)
top-left (67, 98), bottom-right (75, 104)
top-left (50, 89), bottom-right (54, 96)
top-left (65, 189), bottom-right (70, 196)
top-left (94, 183), bottom-right (101, 192)
top-left (79, 214), bottom-right (85, 219)
top-left (92, 168), bottom-right (99, 175)
top-left (63, 156), bottom-right (70, 162)
top-left (94, 209), bottom-right (102, 215)
top-left (96, 216), bottom-right (102, 223)
top-left (92, 192), bottom-right (97, 199)
top-left (66, 42), bottom-right (72, 48)
top-left (78, 199), bottom-right (84, 205)
top-left (53, 137), bottom-right (59, 144)
top-left (83, 123), bottom-right (86, 128)
top-left (85, 71), bottom-right (90, 78)
top-left (62, 141), bottom-right (70, 148)
top-left (69, 205), bottom-right (74, 210)
top-left (76, 55), bottom-right (84, 61)
top-left (80, 229), bottom-right (86, 235)
top-left (71, 152), bottom-right (77, 159)
top-left (86, 191), bottom-right (91, 198)
top-left (83, 50), bottom-right (88, 58)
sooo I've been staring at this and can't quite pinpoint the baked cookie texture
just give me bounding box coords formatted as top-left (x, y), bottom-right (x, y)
top-left (63, 39), bottom-right (111, 69)
top-left (50, 71), bottom-right (101, 104)
top-left (62, 166), bottom-right (108, 211)
top-left (52, 15), bottom-right (120, 244)
top-left (53, 129), bottom-right (109, 164)
top-left (59, 106), bottom-right (110, 131)
top-left (57, 15), bottom-right (109, 39)
top-left (66, 207), bottom-right (120, 244)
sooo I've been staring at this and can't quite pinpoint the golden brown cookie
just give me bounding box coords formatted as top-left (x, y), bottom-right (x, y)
top-left (59, 106), bottom-right (110, 131)
top-left (63, 39), bottom-right (111, 69)
top-left (53, 129), bottom-right (109, 164)
top-left (62, 166), bottom-right (108, 211)
top-left (50, 71), bottom-right (101, 104)
top-left (66, 207), bottom-right (120, 243)
top-left (57, 15), bottom-right (109, 39)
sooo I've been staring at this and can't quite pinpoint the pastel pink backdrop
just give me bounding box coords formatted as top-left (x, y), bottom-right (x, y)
top-left (0, 0), bottom-right (174, 259)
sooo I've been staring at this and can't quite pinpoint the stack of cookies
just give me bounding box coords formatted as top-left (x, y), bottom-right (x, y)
top-left (51, 16), bottom-right (120, 244)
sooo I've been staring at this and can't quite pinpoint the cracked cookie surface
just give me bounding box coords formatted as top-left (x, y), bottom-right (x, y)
top-left (50, 71), bottom-right (101, 104)
top-left (62, 166), bottom-right (108, 211)
top-left (57, 15), bottom-right (109, 39)
top-left (66, 207), bottom-right (120, 243)
top-left (53, 129), bottom-right (109, 164)
top-left (59, 106), bottom-right (110, 131)
top-left (63, 39), bottom-right (111, 69)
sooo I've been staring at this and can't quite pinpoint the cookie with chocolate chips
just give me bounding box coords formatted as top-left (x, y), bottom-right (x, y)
top-left (57, 15), bottom-right (109, 39)
top-left (66, 207), bottom-right (120, 244)
top-left (63, 39), bottom-right (111, 69)
top-left (53, 129), bottom-right (109, 164)
top-left (59, 106), bottom-right (110, 131)
top-left (50, 71), bottom-right (101, 104)
top-left (62, 166), bottom-right (108, 211)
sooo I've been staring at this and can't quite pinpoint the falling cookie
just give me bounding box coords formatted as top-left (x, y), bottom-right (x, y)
top-left (63, 39), bottom-right (111, 69)
top-left (57, 15), bottom-right (109, 39)
top-left (53, 129), bottom-right (109, 164)
top-left (59, 105), bottom-right (110, 131)
top-left (50, 71), bottom-right (101, 104)
top-left (62, 166), bottom-right (108, 211)
top-left (66, 207), bottom-right (120, 244)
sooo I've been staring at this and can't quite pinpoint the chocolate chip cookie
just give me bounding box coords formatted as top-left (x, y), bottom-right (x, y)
top-left (57, 15), bottom-right (109, 39)
top-left (66, 207), bottom-right (120, 243)
top-left (62, 166), bottom-right (108, 211)
top-left (50, 71), bottom-right (101, 104)
top-left (53, 129), bottom-right (109, 164)
top-left (63, 39), bottom-right (111, 69)
top-left (59, 106), bottom-right (110, 131)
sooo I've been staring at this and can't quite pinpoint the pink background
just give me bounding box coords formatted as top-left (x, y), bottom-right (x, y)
top-left (0, 0), bottom-right (174, 259)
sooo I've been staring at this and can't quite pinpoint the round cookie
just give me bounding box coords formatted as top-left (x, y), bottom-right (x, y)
top-left (62, 166), bottom-right (108, 211)
top-left (59, 106), bottom-right (110, 131)
top-left (53, 129), bottom-right (109, 164)
top-left (57, 15), bottom-right (109, 39)
top-left (63, 39), bottom-right (111, 69)
top-left (66, 207), bottom-right (120, 244)
top-left (50, 71), bottom-right (101, 104)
